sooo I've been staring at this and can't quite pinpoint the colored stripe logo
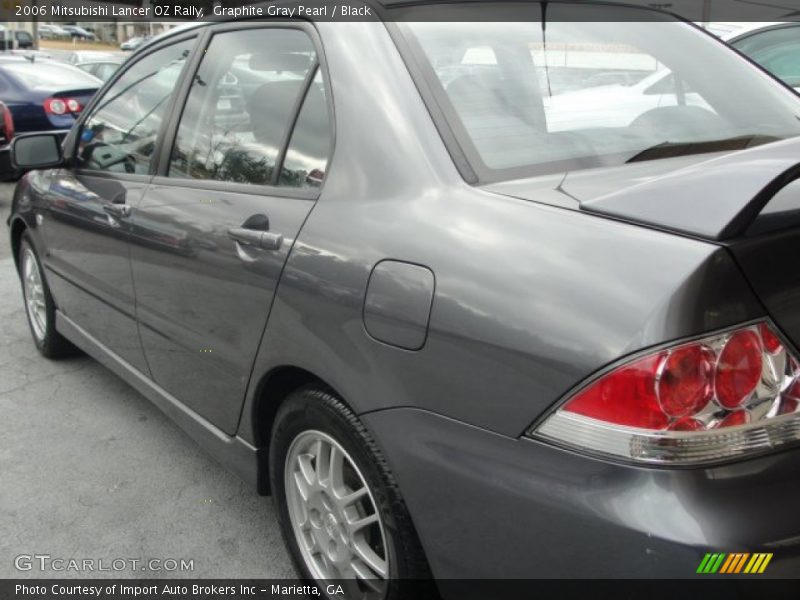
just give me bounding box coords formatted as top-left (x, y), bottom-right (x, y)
top-left (697, 552), bottom-right (772, 574)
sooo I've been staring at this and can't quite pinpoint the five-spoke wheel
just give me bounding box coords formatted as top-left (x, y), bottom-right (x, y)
top-left (21, 246), bottom-right (47, 342)
top-left (286, 430), bottom-right (389, 588)
top-left (271, 387), bottom-right (434, 600)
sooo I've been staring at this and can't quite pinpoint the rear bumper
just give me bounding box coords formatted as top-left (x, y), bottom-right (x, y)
top-left (362, 408), bottom-right (800, 581)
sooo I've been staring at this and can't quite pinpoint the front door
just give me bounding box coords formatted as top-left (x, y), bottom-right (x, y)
top-left (42, 38), bottom-right (196, 373)
top-left (131, 25), bottom-right (332, 433)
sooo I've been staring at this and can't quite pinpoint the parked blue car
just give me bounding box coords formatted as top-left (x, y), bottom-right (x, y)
top-left (0, 57), bottom-right (101, 135)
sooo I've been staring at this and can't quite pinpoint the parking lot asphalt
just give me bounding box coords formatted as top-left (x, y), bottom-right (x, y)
top-left (0, 183), bottom-right (295, 578)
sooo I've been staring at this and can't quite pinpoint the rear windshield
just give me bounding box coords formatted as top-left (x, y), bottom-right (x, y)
top-left (400, 4), bottom-right (800, 181)
top-left (2, 63), bottom-right (101, 90)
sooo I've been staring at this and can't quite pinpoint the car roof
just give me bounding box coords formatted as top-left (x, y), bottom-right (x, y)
top-left (77, 59), bottom-right (122, 66)
top-left (0, 55), bottom-right (42, 63)
top-left (70, 50), bottom-right (119, 58)
top-left (0, 56), bottom-right (86, 68)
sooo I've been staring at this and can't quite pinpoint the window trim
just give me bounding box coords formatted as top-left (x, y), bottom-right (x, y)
top-left (64, 28), bottom-right (203, 182)
top-left (393, 21), bottom-right (545, 184)
top-left (154, 20), bottom-right (335, 200)
top-left (270, 63), bottom-right (320, 187)
top-left (386, 21), bottom-right (478, 184)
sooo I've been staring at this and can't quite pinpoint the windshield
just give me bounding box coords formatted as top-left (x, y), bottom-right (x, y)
top-left (3, 63), bottom-right (101, 89)
top-left (402, 6), bottom-right (800, 181)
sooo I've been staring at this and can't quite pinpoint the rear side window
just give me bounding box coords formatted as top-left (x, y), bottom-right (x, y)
top-left (77, 40), bottom-right (194, 174)
top-left (168, 27), bottom-right (331, 189)
top-left (280, 70), bottom-right (330, 187)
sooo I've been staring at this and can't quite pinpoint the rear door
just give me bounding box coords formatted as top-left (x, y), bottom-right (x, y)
top-left (42, 37), bottom-right (196, 373)
top-left (130, 24), bottom-right (332, 433)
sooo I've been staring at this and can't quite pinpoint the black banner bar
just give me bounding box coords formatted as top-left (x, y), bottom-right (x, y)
top-left (2, 0), bottom-right (800, 23)
top-left (3, 579), bottom-right (800, 600)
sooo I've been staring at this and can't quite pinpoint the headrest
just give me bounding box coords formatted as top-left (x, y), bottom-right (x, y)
top-left (249, 52), bottom-right (312, 72)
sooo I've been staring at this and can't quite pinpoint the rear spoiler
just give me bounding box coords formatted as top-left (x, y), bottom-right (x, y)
top-left (580, 136), bottom-right (800, 241)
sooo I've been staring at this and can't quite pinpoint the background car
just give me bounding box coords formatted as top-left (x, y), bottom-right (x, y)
top-left (76, 59), bottom-right (123, 82)
top-left (6, 49), bottom-right (56, 61)
top-left (38, 24), bottom-right (70, 40)
top-left (0, 28), bottom-right (33, 50)
top-left (120, 36), bottom-right (152, 52)
top-left (727, 22), bottom-right (800, 90)
top-left (542, 68), bottom-right (710, 131)
top-left (0, 57), bottom-right (101, 134)
top-left (64, 50), bottom-right (119, 66)
top-left (61, 25), bottom-right (96, 41)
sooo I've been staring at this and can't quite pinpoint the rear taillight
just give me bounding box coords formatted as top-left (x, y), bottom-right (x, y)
top-left (531, 321), bottom-right (800, 465)
top-left (0, 101), bottom-right (14, 142)
top-left (44, 97), bottom-right (82, 116)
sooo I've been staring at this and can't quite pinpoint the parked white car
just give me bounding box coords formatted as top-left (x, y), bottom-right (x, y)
top-left (543, 69), bottom-right (711, 132)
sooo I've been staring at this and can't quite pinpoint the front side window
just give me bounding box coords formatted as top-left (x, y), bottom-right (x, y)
top-left (77, 39), bottom-right (194, 174)
top-left (169, 27), bottom-right (330, 189)
top-left (401, 4), bottom-right (800, 180)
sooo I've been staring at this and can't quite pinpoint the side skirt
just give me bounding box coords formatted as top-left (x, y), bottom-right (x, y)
top-left (56, 310), bottom-right (263, 491)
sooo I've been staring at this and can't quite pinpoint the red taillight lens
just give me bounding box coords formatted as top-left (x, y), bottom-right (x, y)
top-left (716, 330), bottom-right (762, 408)
top-left (668, 416), bottom-right (705, 431)
top-left (0, 102), bottom-right (14, 142)
top-left (658, 345), bottom-right (714, 417)
top-left (533, 321), bottom-right (800, 465)
top-left (562, 325), bottom-right (771, 429)
top-left (44, 97), bottom-right (82, 116)
top-left (759, 322), bottom-right (783, 354)
top-left (717, 410), bottom-right (750, 428)
top-left (564, 353), bottom-right (668, 429)
top-left (44, 98), bottom-right (66, 115)
top-left (779, 397), bottom-right (799, 415)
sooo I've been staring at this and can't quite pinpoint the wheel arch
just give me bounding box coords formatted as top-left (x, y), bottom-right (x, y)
top-left (250, 364), bottom-right (350, 494)
top-left (9, 216), bottom-right (28, 272)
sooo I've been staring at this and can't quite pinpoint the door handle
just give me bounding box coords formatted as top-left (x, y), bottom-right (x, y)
top-left (103, 204), bottom-right (131, 219)
top-left (227, 227), bottom-right (283, 251)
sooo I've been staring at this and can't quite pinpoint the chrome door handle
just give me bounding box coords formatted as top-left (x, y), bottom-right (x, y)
top-left (227, 227), bottom-right (283, 251)
top-left (103, 204), bottom-right (131, 219)
top-left (260, 231), bottom-right (283, 250)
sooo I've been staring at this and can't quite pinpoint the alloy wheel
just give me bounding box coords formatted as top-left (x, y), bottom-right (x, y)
top-left (285, 430), bottom-right (390, 596)
top-left (22, 247), bottom-right (47, 342)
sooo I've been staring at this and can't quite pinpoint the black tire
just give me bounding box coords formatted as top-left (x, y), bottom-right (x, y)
top-left (270, 386), bottom-right (437, 600)
top-left (18, 232), bottom-right (78, 358)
